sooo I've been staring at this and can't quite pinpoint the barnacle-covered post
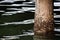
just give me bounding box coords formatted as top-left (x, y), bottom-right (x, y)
top-left (34, 0), bottom-right (54, 40)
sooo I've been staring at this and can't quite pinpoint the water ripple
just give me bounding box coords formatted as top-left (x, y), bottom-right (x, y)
top-left (0, 19), bottom-right (34, 26)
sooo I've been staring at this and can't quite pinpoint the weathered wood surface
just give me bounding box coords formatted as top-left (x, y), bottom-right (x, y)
top-left (34, 0), bottom-right (54, 40)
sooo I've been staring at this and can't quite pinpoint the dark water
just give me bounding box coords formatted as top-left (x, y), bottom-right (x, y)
top-left (0, 0), bottom-right (60, 40)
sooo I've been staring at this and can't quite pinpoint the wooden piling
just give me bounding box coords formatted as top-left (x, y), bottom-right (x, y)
top-left (34, 0), bottom-right (54, 40)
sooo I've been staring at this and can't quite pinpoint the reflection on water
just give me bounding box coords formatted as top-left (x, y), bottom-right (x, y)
top-left (0, 19), bottom-right (34, 25)
top-left (0, 0), bottom-right (34, 40)
top-left (0, 0), bottom-right (60, 40)
top-left (0, 31), bottom-right (34, 40)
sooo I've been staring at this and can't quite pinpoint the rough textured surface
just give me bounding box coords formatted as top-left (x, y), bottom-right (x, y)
top-left (34, 0), bottom-right (54, 39)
